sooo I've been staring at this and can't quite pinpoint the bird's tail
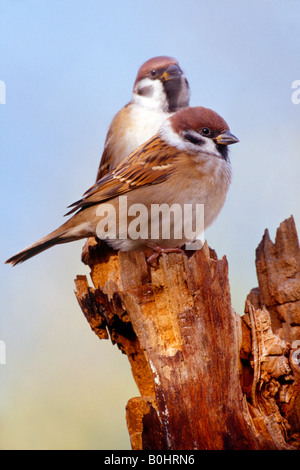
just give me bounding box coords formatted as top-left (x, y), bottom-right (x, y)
top-left (5, 214), bottom-right (91, 266)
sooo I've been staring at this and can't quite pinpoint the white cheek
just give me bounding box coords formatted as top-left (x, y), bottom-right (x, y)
top-left (132, 77), bottom-right (169, 111)
top-left (159, 120), bottom-right (188, 151)
top-left (159, 121), bottom-right (221, 158)
top-left (197, 137), bottom-right (217, 156)
top-left (159, 120), bottom-right (210, 154)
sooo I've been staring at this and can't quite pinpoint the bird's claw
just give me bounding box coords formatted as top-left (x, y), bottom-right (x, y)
top-left (146, 246), bottom-right (185, 265)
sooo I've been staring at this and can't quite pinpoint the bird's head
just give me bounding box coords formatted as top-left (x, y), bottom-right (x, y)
top-left (132, 56), bottom-right (190, 112)
top-left (161, 106), bottom-right (239, 162)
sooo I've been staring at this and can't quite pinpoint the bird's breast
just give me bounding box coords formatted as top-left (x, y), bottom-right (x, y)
top-left (108, 104), bottom-right (170, 171)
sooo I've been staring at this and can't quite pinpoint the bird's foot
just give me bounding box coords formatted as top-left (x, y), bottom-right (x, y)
top-left (146, 245), bottom-right (185, 265)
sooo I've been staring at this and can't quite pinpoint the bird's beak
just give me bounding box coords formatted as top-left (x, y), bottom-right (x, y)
top-left (216, 130), bottom-right (239, 145)
top-left (162, 64), bottom-right (182, 81)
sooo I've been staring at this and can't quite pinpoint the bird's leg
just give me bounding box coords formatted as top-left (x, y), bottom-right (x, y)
top-left (145, 244), bottom-right (185, 265)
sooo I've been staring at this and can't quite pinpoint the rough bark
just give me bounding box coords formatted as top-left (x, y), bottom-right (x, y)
top-left (75, 216), bottom-right (300, 450)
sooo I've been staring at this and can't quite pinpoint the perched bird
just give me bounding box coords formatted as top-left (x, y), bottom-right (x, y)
top-left (5, 106), bottom-right (239, 266)
top-left (95, 56), bottom-right (190, 181)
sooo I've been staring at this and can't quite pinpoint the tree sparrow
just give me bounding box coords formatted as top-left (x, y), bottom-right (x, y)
top-left (6, 106), bottom-right (239, 266)
top-left (95, 56), bottom-right (190, 181)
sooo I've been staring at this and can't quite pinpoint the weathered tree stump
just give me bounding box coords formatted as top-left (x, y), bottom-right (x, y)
top-left (75, 216), bottom-right (300, 450)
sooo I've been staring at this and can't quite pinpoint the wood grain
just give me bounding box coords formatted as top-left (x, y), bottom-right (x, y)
top-left (75, 217), bottom-right (300, 450)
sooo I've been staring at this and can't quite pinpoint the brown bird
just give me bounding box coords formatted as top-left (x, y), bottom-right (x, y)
top-left (5, 106), bottom-right (239, 266)
top-left (95, 55), bottom-right (190, 181)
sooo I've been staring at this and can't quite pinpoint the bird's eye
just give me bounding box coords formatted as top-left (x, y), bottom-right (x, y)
top-left (150, 69), bottom-right (157, 77)
top-left (201, 127), bottom-right (211, 136)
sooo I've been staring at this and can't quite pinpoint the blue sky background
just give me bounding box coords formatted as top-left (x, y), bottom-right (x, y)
top-left (1, 0), bottom-right (299, 450)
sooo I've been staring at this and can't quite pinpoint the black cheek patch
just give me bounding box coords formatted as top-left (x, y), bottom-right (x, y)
top-left (137, 85), bottom-right (153, 97)
top-left (183, 131), bottom-right (205, 146)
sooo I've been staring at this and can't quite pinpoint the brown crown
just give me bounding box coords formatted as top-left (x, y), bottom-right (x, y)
top-left (134, 56), bottom-right (180, 87)
top-left (170, 106), bottom-right (230, 134)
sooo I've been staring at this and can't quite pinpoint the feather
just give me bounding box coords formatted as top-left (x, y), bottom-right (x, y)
top-left (66, 135), bottom-right (179, 215)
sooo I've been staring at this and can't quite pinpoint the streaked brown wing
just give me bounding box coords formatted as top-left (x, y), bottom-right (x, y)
top-left (95, 104), bottom-right (132, 182)
top-left (66, 135), bottom-right (177, 215)
top-left (95, 140), bottom-right (112, 181)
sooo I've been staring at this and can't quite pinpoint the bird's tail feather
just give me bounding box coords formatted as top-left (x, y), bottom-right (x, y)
top-left (5, 216), bottom-right (87, 266)
top-left (6, 237), bottom-right (65, 266)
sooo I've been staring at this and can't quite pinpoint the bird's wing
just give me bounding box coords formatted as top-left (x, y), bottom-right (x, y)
top-left (95, 144), bottom-right (111, 181)
top-left (95, 104), bottom-right (132, 181)
top-left (95, 127), bottom-right (115, 181)
top-left (66, 135), bottom-right (177, 215)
